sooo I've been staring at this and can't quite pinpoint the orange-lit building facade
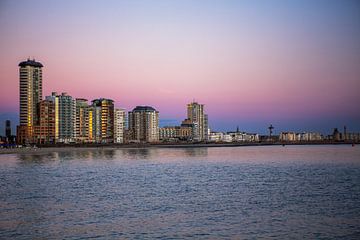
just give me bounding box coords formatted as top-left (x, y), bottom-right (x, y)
top-left (90, 98), bottom-right (114, 143)
top-left (17, 59), bottom-right (43, 144)
top-left (75, 98), bottom-right (89, 143)
top-left (33, 100), bottom-right (55, 144)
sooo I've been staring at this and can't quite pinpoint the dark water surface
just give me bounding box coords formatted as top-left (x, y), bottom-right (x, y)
top-left (1, 145), bottom-right (360, 239)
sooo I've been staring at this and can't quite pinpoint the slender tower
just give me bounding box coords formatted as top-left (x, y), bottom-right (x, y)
top-left (17, 58), bottom-right (43, 144)
top-left (187, 101), bottom-right (206, 141)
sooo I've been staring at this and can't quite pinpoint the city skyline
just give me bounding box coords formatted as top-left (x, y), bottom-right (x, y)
top-left (1, 0), bottom-right (360, 134)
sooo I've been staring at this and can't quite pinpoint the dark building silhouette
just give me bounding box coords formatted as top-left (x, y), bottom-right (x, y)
top-left (5, 120), bottom-right (11, 139)
top-left (333, 128), bottom-right (341, 141)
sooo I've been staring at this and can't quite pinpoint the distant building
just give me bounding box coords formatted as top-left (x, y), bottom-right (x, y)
top-left (17, 58), bottom-right (43, 144)
top-left (5, 120), bottom-right (11, 139)
top-left (159, 126), bottom-right (192, 142)
top-left (298, 132), bottom-right (323, 141)
top-left (89, 98), bottom-right (114, 143)
top-left (187, 101), bottom-right (208, 141)
top-left (75, 98), bottom-right (89, 143)
top-left (332, 128), bottom-right (341, 141)
top-left (208, 132), bottom-right (224, 142)
top-left (46, 92), bottom-right (76, 143)
top-left (279, 132), bottom-right (296, 141)
top-left (228, 131), bottom-right (259, 142)
top-left (181, 118), bottom-right (194, 139)
top-left (340, 126), bottom-right (360, 142)
top-left (344, 132), bottom-right (360, 142)
top-left (33, 100), bottom-right (55, 144)
top-left (114, 108), bottom-right (126, 143)
top-left (209, 132), bottom-right (233, 142)
top-left (208, 131), bottom-right (259, 142)
top-left (128, 106), bottom-right (159, 143)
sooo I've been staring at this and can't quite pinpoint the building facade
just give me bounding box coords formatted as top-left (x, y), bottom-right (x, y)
top-left (90, 98), bottom-right (114, 143)
top-left (159, 126), bottom-right (192, 142)
top-left (75, 98), bottom-right (89, 143)
top-left (17, 59), bottom-right (43, 144)
top-left (298, 132), bottom-right (323, 141)
top-left (114, 108), bottom-right (126, 143)
top-left (187, 102), bottom-right (208, 141)
top-left (128, 106), bottom-right (159, 143)
top-left (46, 92), bottom-right (76, 143)
top-left (279, 132), bottom-right (297, 141)
top-left (33, 100), bottom-right (55, 144)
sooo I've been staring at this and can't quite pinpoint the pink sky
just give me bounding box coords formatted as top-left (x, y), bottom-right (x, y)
top-left (0, 0), bottom-right (359, 133)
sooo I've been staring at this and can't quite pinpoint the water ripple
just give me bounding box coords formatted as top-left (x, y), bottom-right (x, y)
top-left (0, 145), bottom-right (360, 239)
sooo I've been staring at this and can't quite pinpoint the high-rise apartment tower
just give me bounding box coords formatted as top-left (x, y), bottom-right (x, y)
top-left (128, 106), bottom-right (159, 143)
top-left (90, 98), bottom-right (114, 143)
top-left (17, 58), bottom-right (43, 144)
top-left (187, 101), bottom-right (208, 141)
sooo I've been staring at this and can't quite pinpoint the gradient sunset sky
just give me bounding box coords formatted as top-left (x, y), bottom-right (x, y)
top-left (0, 0), bottom-right (359, 134)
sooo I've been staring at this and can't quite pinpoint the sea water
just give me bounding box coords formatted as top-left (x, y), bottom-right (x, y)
top-left (0, 145), bottom-right (360, 239)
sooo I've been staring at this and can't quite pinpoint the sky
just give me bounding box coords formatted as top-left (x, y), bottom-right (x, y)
top-left (0, 0), bottom-right (359, 135)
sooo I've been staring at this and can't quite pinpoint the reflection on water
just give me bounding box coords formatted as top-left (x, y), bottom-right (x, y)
top-left (120, 147), bottom-right (208, 160)
top-left (183, 147), bottom-right (208, 157)
top-left (123, 148), bottom-right (152, 159)
top-left (15, 147), bottom-right (210, 163)
top-left (1, 145), bottom-right (360, 239)
top-left (17, 149), bottom-right (118, 162)
top-left (18, 152), bottom-right (57, 163)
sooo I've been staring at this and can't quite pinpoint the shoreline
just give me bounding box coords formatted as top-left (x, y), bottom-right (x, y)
top-left (0, 141), bottom-right (357, 154)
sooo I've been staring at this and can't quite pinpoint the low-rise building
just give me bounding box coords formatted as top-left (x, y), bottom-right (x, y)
top-left (279, 132), bottom-right (297, 141)
top-left (208, 131), bottom-right (224, 142)
top-left (159, 126), bottom-right (192, 142)
top-left (298, 132), bottom-right (323, 141)
top-left (228, 132), bottom-right (259, 142)
top-left (209, 131), bottom-right (259, 143)
top-left (344, 132), bottom-right (360, 142)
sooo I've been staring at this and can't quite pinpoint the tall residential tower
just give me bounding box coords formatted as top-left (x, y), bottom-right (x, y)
top-left (114, 108), bottom-right (126, 143)
top-left (46, 92), bottom-right (76, 143)
top-left (75, 98), bottom-right (89, 143)
top-left (89, 98), bottom-right (114, 143)
top-left (187, 101), bottom-right (208, 141)
top-left (17, 58), bottom-right (43, 144)
top-left (128, 106), bottom-right (159, 143)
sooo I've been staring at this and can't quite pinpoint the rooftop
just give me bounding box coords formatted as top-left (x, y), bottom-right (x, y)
top-left (18, 58), bottom-right (43, 68)
top-left (132, 106), bottom-right (157, 112)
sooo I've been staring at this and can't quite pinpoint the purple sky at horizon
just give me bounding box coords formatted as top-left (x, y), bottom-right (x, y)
top-left (0, 0), bottom-right (359, 135)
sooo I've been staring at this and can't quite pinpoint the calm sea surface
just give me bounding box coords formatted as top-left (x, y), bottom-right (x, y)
top-left (1, 145), bottom-right (360, 239)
